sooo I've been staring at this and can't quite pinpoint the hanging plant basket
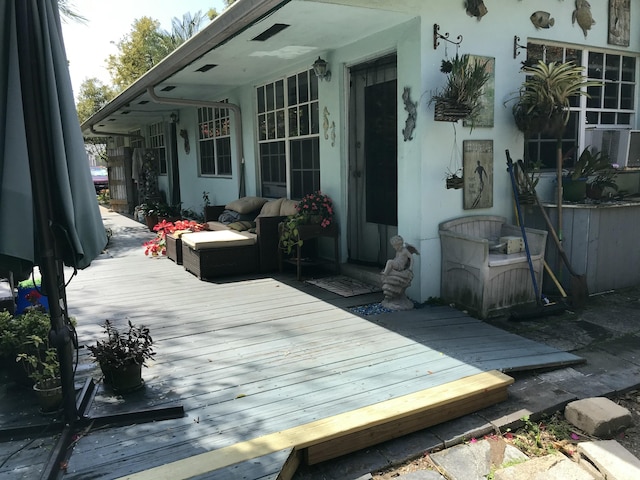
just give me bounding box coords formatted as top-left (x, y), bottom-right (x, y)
top-left (446, 175), bottom-right (464, 189)
top-left (434, 100), bottom-right (472, 122)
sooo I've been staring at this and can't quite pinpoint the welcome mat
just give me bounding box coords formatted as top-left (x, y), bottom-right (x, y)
top-left (306, 275), bottom-right (381, 297)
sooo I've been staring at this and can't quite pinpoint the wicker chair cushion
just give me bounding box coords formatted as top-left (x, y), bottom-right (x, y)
top-left (256, 198), bottom-right (284, 217)
top-left (225, 196), bottom-right (268, 214)
top-left (181, 230), bottom-right (257, 250)
top-left (280, 199), bottom-right (298, 216)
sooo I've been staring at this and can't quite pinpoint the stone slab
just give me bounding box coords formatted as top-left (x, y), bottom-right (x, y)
top-left (493, 453), bottom-right (596, 480)
top-left (579, 440), bottom-right (640, 480)
top-left (429, 438), bottom-right (527, 480)
top-left (396, 471), bottom-right (445, 480)
top-left (565, 397), bottom-right (633, 437)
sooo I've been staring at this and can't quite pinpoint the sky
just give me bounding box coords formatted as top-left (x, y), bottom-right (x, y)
top-left (60, 0), bottom-right (226, 99)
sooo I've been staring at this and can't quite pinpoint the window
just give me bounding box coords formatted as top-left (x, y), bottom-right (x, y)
top-left (129, 129), bottom-right (143, 149)
top-left (148, 122), bottom-right (167, 175)
top-left (198, 105), bottom-right (232, 176)
top-left (257, 69), bottom-right (319, 198)
top-left (525, 42), bottom-right (636, 169)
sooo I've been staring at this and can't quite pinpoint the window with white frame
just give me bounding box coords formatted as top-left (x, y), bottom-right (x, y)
top-left (524, 42), bottom-right (636, 169)
top-left (148, 122), bottom-right (167, 175)
top-left (130, 129), bottom-right (143, 149)
top-left (256, 69), bottom-right (319, 199)
top-left (198, 105), bottom-right (232, 176)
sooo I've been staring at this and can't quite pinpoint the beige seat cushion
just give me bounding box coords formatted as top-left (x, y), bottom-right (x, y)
top-left (206, 221), bottom-right (231, 231)
top-left (181, 230), bottom-right (257, 250)
top-left (225, 196), bottom-right (268, 214)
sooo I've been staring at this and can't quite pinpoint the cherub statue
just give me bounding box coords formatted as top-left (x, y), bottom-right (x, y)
top-left (381, 235), bottom-right (420, 311)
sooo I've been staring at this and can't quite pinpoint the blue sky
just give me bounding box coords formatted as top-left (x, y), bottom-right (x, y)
top-left (61, 1), bottom-right (226, 98)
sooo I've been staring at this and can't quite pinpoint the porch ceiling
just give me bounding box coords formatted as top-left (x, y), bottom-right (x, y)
top-left (83, 0), bottom-right (416, 136)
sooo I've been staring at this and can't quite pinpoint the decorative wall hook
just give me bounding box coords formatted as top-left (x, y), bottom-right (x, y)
top-left (513, 35), bottom-right (527, 59)
top-left (433, 24), bottom-right (463, 51)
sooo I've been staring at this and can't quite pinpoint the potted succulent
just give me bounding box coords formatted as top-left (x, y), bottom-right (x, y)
top-left (279, 191), bottom-right (334, 254)
top-left (87, 320), bottom-right (155, 393)
top-left (432, 54), bottom-right (490, 125)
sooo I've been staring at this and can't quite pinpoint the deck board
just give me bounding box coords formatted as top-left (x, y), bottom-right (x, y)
top-left (0, 212), bottom-right (583, 479)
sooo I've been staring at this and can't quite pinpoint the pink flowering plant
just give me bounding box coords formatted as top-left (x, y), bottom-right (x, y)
top-left (143, 219), bottom-right (207, 257)
top-left (296, 191), bottom-right (334, 227)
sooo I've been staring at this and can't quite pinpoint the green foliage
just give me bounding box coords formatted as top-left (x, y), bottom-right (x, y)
top-left (16, 335), bottom-right (60, 384)
top-left (76, 78), bottom-right (116, 124)
top-left (279, 214), bottom-right (305, 254)
top-left (87, 320), bottom-right (155, 370)
top-left (571, 147), bottom-right (619, 192)
top-left (107, 17), bottom-right (174, 90)
top-left (511, 61), bottom-right (600, 138)
top-left (165, 11), bottom-right (208, 49)
top-left (432, 54), bottom-right (491, 123)
top-left (0, 308), bottom-right (50, 357)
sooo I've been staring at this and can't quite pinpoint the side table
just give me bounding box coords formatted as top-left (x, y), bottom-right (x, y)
top-left (279, 223), bottom-right (339, 281)
top-left (166, 233), bottom-right (183, 264)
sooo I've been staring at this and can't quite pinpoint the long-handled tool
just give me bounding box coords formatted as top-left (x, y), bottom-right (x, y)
top-left (506, 152), bottom-right (565, 320)
top-left (514, 157), bottom-right (589, 308)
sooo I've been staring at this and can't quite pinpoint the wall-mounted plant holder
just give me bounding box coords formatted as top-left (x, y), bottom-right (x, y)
top-left (433, 24), bottom-right (463, 50)
top-left (513, 35), bottom-right (527, 59)
top-left (434, 100), bottom-right (471, 123)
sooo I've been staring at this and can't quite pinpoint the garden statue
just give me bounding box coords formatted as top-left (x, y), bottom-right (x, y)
top-left (381, 235), bottom-right (419, 310)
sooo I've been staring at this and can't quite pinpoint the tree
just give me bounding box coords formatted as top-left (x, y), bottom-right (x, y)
top-left (165, 11), bottom-right (208, 50)
top-left (106, 17), bottom-right (173, 90)
top-left (75, 78), bottom-right (116, 124)
top-left (58, 0), bottom-right (87, 24)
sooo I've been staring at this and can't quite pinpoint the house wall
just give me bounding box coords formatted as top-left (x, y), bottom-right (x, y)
top-left (140, 0), bottom-right (640, 304)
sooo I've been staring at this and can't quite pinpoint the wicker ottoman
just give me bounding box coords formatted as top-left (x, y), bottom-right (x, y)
top-left (166, 233), bottom-right (183, 264)
top-left (181, 230), bottom-right (258, 279)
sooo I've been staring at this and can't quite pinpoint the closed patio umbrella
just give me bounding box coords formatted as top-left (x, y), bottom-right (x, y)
top-left (0, 0), bottom-right (107, 422)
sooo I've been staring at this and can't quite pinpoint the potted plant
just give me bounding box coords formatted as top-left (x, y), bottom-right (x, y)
top-left (445, 168), bottom-right (464, 190)
top-left (87, 320), bottom-right (155, 393)
top-left (432, 54), bottom-right (490, 125)
top-left (279, 191), bottom-right (334, 254)
top-left (564, 146), bottom-right (619, 201)
top-left (143, 218), bottom-right (207, 258)
top-left (16, 334), bottom-right (62, 413)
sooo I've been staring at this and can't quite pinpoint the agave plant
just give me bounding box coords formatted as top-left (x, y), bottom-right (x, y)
top-left (512, 60), bottom-right (600, 139)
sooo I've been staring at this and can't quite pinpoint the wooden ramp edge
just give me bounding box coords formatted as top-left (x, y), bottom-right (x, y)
top-left (118, 370), bottom-right (514, 480)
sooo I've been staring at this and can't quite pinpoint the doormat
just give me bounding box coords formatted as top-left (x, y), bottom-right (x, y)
top-left (305, 275), bottom-right (381, 297)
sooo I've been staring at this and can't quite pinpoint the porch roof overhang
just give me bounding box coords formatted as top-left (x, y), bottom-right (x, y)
top-left (81, 0), bottom-right (419, 137)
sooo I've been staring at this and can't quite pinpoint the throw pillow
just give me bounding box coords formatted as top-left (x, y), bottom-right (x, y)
top-left (257, 198), bottom-right (284, 218)
top-left (218, 209), bottom-right (240, 224)
top-left (227, 221), bottom-right (255, 232)
top-left (280, 199), bottom-right (299, 216)
top-left (225, 196), bottom-right (268, 214)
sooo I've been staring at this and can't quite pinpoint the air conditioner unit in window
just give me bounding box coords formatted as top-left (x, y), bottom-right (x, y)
top-left (584, 128), bottom-right (640, 169)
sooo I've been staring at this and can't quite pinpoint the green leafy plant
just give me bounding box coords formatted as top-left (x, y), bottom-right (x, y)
top-left (87, 320), bottom-right (155, 371)
top-left (432, 54), bottom-right (491, 125)
top-left (279, 192), bottom-right (334, 254)
top-left (0, 308), bottom-right (51, 358)
top-left (511, 61), bottom-right (600, 138)
top-left (16, 334), bottom-right (60, 385)
top-left (279, 213), bottom-right (305, 254)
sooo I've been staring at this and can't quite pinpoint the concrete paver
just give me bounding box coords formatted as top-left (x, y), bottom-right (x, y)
top-left (492, 453), bottom-right (597, 480)
top-left (565, 397), bottom-right (633, 437)
top-left (579, 440), bottom-right (640, 480)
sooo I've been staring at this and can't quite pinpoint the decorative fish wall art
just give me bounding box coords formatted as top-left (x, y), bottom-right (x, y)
top-left (530, 11), bottom-right (555, 29)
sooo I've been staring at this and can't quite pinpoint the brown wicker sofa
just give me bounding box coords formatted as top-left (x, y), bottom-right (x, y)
top-left (180, 197), bottom-right (297, 279)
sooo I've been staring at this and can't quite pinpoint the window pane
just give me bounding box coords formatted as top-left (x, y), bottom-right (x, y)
top-left (622, 56), bottom-right (636, 82)
top-left (298, 72), bottom-right (308, 103)
top-left (288, 107), bottom-right (298, 137)
top-left (586, 85), bottom-right (602, 108)
top-left (310, 71), bottom-right (318, 100)
top-left (588, 52), bottom-right (604, 79)
top-left (601, 112), bottom-right (616, 124)
top-left (299, 105), bottom-right (309, 136)
top-left (276, 110), bottom-right (285, 138)
top-left (565, 48), bottom-right (581, 65)
top-left (257, 86), bottom-right (265, 113)
top-left (604, 82), bottom-right (619, 109)
top-left (311, 103), bottom-right (319, 134)
top-left (545, 46), bottom-right (564, 63)
top-left (258, 114), bottom-right (266, 141)
top-left (267, 112), bottom-right (275, 139)
top-left (288, 75), bottom-right (297, 105)
top-left (586, 111), bottom-right (599, 125)
top-left (200, 139), bottom-right (215, 174)
top-left (216, 138), bottom-right (232, 175)
top-left (605, 55), bottom-right (620, 81)
top-left (618, 112), bottom-right (631, 123)
top-left (275, 80), bottom-right (284, 109)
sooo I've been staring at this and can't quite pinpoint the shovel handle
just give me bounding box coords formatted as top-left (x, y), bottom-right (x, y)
top-left (512, 155), bottom-right (579, 277)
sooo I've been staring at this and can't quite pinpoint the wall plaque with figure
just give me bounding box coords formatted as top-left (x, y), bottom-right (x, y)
top-left (463, 140), bottom-right (493, 209)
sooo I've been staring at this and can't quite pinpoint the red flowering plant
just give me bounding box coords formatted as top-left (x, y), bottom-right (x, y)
top-left (296, 191), bottom-right (334, 228)
top-left (142, 219), bottom-right (207, 256)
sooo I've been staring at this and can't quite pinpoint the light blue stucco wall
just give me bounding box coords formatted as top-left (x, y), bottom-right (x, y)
top-left (162, 0), bottom-right (639, 303)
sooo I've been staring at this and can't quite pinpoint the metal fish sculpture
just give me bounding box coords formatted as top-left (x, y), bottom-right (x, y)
top-left (530, 11), bottom-right (555, 29)
top-left (573, 0), bottom-right (595, 38)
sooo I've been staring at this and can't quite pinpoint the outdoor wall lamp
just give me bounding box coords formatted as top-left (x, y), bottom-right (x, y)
top-left (169, 112), bottom-right (179, 124)
top-left (312, 56), bottom-right (331, 82)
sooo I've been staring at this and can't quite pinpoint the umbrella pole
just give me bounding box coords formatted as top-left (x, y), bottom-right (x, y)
top-left (15, 0), bottom-right (78, 424)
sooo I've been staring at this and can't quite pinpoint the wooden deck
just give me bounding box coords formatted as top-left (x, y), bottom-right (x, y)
top-left (0, 211), bottom-right (583, 479)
